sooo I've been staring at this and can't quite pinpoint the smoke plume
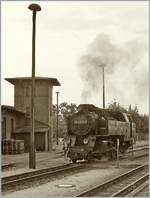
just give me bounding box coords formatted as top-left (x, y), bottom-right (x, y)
top-left (78, 33), bottom-right (148, 110)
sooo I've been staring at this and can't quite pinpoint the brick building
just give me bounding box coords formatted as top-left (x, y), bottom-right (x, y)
top-left (2, 77), bottom-right (60, 152)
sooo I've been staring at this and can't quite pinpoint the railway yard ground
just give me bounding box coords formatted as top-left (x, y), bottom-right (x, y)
top-left (2, 140), bottom-right (149, 197)
top-left (2, 142), bottom-right (69, 177)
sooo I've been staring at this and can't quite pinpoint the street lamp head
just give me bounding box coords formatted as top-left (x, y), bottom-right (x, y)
top-left (28, 3), bottom-right (41, 12)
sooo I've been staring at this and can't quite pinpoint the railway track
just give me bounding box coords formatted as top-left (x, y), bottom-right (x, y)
top-left (127, 146), bottom-right (149, 154)
top-left (2, 146), bottom-right (148, 194)
top-left (130, 181), bottom-right (149, 197)
top-left (133, 153), bottom-right (148, 159)
top-left (2, 163), bottom-right (84, 192)
top-left (111, 174), bottom-right (148, 197)
top-left (76, 163), bottom-right (149, 197)
top-left (126, 146), bottom-right (149, 159)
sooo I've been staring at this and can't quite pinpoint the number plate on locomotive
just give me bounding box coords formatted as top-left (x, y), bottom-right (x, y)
top-left (74, 120), bottom-right (88, 124)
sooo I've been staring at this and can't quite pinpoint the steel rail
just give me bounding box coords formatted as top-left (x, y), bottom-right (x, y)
top-left (123, 146), bottom-right (149, 159)
top-left (127, 146), bottom-right (149, 153)
top-left (2, 163), bottom-right (71, 183)
top-left (76, 163), bottom-right (148, 197)
top-left (111, 174), bottom-right (149, 197)
top-left (2, 163), bottom-right (84, 191)
top-left (133, 153), bottom-right (148, 159)
top-left (127, 180), bottom-right (148, 196)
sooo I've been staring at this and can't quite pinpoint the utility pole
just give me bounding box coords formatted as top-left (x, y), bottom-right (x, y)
top-left (56, 92), bottom-right (60, 145)
top-left (28, 3), bottom-right (41, 169)
top-left (102, 65), bottom-right (105, 109)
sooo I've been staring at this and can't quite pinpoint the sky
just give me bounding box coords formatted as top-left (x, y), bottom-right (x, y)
top-left (1, 1), bottom-right (149, 114)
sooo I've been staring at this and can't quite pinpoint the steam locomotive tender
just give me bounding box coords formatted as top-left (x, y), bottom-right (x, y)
top-left (66, 104), bottom-right (136, 163)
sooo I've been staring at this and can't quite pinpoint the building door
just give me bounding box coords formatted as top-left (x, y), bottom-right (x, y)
top-left (35, 133), bottom-right (45, 151)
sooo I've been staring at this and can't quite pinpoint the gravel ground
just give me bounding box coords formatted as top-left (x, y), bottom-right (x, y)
top-left (136, 184), bottom-right (149, 197)
top-left (3, 157), bottom-right (148, 197)
top-left (3, 164), bottom-right (128, 197)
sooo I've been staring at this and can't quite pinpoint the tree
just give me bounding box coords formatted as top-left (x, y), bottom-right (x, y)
top-left (108, 99), bottom-right (127, 112)
top-left (59, 102), bottom-right (77, 118)
top-left (52, 102), bottom-right (78, 138)
top-left (128, 104), bottom-right (139, 114)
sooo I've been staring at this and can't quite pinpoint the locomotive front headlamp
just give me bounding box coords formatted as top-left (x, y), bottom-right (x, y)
top-left (83, 138), bottom-right (89, 144)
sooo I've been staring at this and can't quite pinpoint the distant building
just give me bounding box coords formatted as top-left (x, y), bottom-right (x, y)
top-left (2, 77), bottom-right (60, 152)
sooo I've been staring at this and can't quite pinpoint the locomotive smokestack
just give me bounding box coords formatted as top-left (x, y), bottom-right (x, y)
top-left (102, 64), bottom-right (105, 109)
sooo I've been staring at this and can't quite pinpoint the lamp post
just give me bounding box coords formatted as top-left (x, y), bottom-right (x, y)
top-left (56, 92), bottom-right (60, 145)
top-left (28, 3), bottom-right (41, 169)
top-left (101, 64), bottom-right (105, 109)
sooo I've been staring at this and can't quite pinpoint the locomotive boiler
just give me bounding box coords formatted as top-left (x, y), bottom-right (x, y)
top-left (66, 104), bottom-right (136, 163)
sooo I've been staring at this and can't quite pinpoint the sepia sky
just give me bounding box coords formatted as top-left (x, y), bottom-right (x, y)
top-left (1, 1), bottom-right (149, 114)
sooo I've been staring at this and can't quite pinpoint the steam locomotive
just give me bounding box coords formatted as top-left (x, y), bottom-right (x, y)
top-left (66, 104), bottom-right (136, 163)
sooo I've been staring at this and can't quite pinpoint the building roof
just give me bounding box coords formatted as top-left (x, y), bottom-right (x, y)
top-left (2, 105), bottom-right (26, 115)
top-left (2, 105), bottom-right (50, 126)
top-left (14, 126), bottom-right (49, 133)
top-left (5, 76), bottom-right (61, 86)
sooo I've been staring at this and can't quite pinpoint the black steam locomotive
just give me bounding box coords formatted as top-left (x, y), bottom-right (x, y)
top-left (66, 104), bottom-right (136, 163)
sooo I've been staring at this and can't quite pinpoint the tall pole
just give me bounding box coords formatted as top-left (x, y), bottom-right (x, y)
top-left (102, 65), bottom-right (105, 109)
top-left (117, 138), bottom-right (120, 168)
top-left (56, 92), bottom-right (59, 145)
top-left (28, 3), bottom-right (41, 169)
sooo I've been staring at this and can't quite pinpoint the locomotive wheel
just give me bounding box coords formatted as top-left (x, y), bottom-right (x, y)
top-left (72, 159), bottom-right (77, 163)
top-left (86, 152), bottom-right (92, 163)
top-left (98, 156), bottom-right (102, 160)
top-left (120, 148), bottom-right (125, 154)
top-left (111, 149), bottom-right (117, 160)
